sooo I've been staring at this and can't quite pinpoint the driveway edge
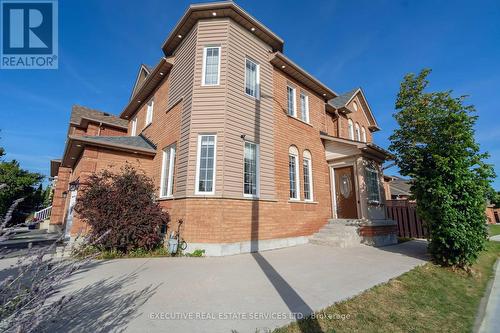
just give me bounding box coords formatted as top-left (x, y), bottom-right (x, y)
top-left (473, 258), bottom-right (499, 333)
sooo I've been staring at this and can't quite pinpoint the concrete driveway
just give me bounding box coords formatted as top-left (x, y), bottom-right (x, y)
top-left (1, 240), bottom-right (428, 333)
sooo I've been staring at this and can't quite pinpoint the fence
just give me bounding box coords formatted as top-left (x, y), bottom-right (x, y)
top-left (386, 200), bottom-right (428, 239)
top-left (34, 206), bottom-right (52, 221)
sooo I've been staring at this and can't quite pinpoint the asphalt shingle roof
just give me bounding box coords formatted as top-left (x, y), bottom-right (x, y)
top-left (70, 105), bottom-right (128, 128)
top-left (80, 135), bottom-right (156, 152)
top-left (328, 88), bottom-right (359, 109)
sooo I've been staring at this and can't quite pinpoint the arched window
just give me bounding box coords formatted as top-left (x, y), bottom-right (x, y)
top-left (355, 123), bottom-right (361, 141)
top-left (303, 150), bottom-right (313, 201)
top-left (348, 119), bottom-right (354, 140)
top-left (352, 101), bottom-right (358, 112)
top-left (288, 146), bottom-right (300, 200)
top-left (361, 126), bottom-right (367, 143)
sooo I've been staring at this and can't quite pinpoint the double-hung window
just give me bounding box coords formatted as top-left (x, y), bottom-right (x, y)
top-left (145, 100), bottom-right (154, 127)
top-left (361, 127), bottom-right (367, 143)
top-left (355, 123), bottom-right (361, 141)
top-left (243, 142), bottom-right (258, 197)
top-left (303, 151), bottom-right (313, 201)
top-left (365, 167), bottom-right (381, 203)
top-left (287, 86), bottom-right (296, 117)
top-left (288, 146), bottom-right (300, 200)
top-left (160, 144), bottom-right (176, 198)
top-left (196, 134), bottom-right (217, 194)
top-left (300, 93), bottom-right (309, 123)
top-left (348, 119), bottom-right (354, 140)
top-left (202, 46), bottom-right (221, 86)
top-left (245, 58), bottom-right (260, 99)
top-left (130, 116), bottom-right (137, 136)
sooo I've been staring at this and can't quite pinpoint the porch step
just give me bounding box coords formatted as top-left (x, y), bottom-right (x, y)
top-left (309, 222), bottom-right (363, 248)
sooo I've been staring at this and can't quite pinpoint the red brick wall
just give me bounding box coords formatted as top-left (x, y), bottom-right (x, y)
top-left (49, 166), bottom-right (71, 226)
top-left (68, 146), bottom-right (154, 235)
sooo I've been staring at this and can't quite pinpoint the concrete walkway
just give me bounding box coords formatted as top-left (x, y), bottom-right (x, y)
top-left (479, 261), bottom-right (500, 333)
top-left (0, 240), bottom-right (428, 333)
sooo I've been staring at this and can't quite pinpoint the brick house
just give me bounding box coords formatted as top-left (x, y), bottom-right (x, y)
top-left (49, 1), bottom-right (397, 255)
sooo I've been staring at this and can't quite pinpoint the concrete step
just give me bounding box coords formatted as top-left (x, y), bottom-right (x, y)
top-left (309, 237), bottom-right (362, 248)
top-left (327, 218), bottom-right (366, 226)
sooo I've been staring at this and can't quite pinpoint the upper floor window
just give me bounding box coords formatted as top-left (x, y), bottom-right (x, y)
top-left (352, 101), bottom-right (358, 112)
top-left (160, 144), bottom-right (176, 198)
top-left (202, 46), bottom-right (221, 86)
top-left (245, 58), bottom-right (260, 99)
top-left (365, 167), bottom-right (381, 203)
top-left (288, 145), bottom-right (300, 200)
top-left (300, 92), bottom-right (309, 123)
top-left (145, 100), bottom-right (154, 127)
top-left (348, 119), bottom-right (354, 140)
top-left (195, 134), bottom-right (217, 194)
top-left (361, 126), bottom-right (367, 143)
top-left (303, 150), bottom-right (313, 201)
top-left (287, 86), bottom-right (296, 117)
top-left (243, 141), bottom-right (259, 197)
top-left (130, 116), bottom-right (137, 136)
top-left (355, 123), bottom-right (361, 141)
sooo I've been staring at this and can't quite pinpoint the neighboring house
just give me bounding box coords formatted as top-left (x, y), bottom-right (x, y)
top-left (49, 1), bottom-right (397, 255)
top-left (383, 175), bottom-right (412, 200)
top-left (383, 175), bottom-right (500, 225)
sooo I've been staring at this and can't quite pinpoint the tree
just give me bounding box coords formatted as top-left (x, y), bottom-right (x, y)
top-left (0, 159), bottom-right (44, 224)
top-left (74, 165), bottom-right (169, 253)
top-left (389, 69), bottom-right (495, 268)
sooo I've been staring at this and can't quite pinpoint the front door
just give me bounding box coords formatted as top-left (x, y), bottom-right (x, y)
top-left (334, 166), bottom-right (358, 219)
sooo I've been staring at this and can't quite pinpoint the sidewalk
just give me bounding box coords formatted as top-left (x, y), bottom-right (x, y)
top-left (478, 259), bottom-right (500, 333)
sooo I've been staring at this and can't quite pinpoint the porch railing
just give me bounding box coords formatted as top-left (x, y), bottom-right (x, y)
top-left (34, 206), bottom-right (52, 221)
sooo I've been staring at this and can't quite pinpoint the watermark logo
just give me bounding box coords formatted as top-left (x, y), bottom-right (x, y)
top-left (1, 0), bottom-right (58, 69)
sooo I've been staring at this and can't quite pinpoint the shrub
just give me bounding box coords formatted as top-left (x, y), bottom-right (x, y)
top-left (389, 69), bottom-right (495, 268)
top-left (74, 165), bottom-right (169, 253)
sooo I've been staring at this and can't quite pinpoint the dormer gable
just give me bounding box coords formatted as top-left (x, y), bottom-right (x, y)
top-left (328, 88), bottom-right (380, 132)
top-left (129, 64), bottom-right (153, 101)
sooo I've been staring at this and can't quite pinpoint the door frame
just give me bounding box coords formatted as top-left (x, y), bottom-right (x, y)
top-left (64, 189), bottom-right (78, 238)
top-left (329, 161), bottom-right (361, 219)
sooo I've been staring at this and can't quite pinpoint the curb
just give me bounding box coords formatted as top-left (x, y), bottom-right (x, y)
top-left (473, 259), bottom-right (499, 333)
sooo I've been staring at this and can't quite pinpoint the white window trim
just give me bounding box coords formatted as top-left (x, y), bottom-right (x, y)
top-left (361, 127), bottom-right (367, 143)
top-left (243, 141), bottom-right (260, 198)
top-left (289, 153), bottom-right (300, 201)
top-left (145, 99), bottom-right (154, 127)
top-left (300, 92), bottom-right (310, 123)
top-left (159, 144), bottom-right (176, 198)
top-left (244, 58), bottom-right (260, 99)
top-left (303, 156), bottom-right (314, 201)
top-left (130, 116), bottom-right (137, 136)
top-left (355, 123), bottom-right (361, 141)
top-left (201, 46), bottom-right (221, 86)
top-left (287, 85), bottom-right (297, 117)
top-left (195, 134), bottom-right (217, 195)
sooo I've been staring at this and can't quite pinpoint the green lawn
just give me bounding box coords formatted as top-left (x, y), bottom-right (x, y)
top-left (274, 241), bottom-right (500, 333)
top-left (489, 224), bottom-right (500, 236)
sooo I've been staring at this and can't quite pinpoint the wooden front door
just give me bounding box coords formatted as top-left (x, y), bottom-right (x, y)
top-left (334, 166), bottom-right (358, 219)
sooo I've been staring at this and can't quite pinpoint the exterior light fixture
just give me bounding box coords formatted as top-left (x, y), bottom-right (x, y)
top-left (76, 144), bottom-right (82, 147)
top-left (71, 157), bottom-right (76, 160)
top-left (251, 27), bottom-right (256, 32)
top-left (159, 72), bottom-right (164, 76)
top-left (137, 100), bottom-right (141, 103)
top-left (212, 12), bottom-right (217, 16)
top-left (178, 34), bottom-right (182, 38)
top-left (281, 65), bottom-right (285, 69)
top-left (62, 191), bottom-right (67, 198)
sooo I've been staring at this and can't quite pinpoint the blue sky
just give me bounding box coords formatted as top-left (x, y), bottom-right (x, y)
top-left (1, 0), bottom-right (499, 189)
